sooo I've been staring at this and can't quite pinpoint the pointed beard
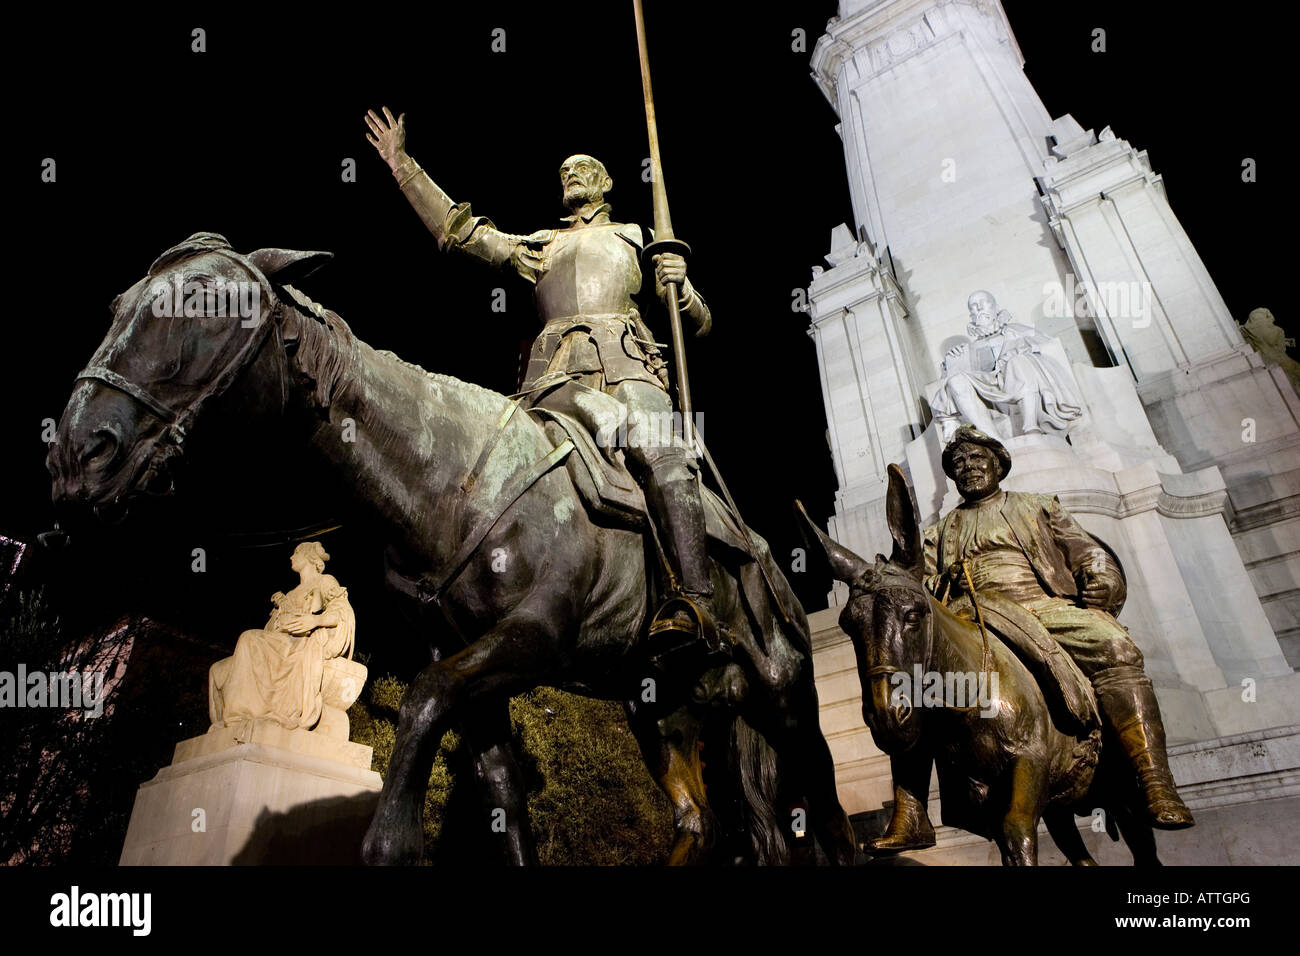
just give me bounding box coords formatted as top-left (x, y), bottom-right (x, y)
top-left (564, 183), bottom-right (601, 209)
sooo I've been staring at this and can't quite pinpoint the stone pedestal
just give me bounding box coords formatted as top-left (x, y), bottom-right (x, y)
top-left (119, 726), bottom-right (381, 866)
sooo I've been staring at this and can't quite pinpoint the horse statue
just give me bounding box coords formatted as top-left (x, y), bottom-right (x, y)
top-left (46, 232), bottom-right (856, 866)
top-left (797, 464), bottom-right (1160, 865)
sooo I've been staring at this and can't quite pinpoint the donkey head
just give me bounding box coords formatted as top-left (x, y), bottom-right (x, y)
top-left (797, 463), bottom-right (933, 752)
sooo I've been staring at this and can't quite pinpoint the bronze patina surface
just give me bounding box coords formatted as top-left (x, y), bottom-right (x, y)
top-left (800, 427), bottom-right (1194, 865)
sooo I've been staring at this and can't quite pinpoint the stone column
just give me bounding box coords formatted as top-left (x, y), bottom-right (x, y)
top-left (808, 230), bottom-right (924, 580)
top-left (1039, 118), bottom-right (1300, 668)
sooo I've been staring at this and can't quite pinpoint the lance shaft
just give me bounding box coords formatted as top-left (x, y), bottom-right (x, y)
top-left (633, 0), bottom-right (695, 449)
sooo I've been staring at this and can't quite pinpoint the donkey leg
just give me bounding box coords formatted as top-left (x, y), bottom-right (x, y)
top-left (1044, 808), bottom-right (1097, 866)
top-left (463, 699), bottom-right (538, 866)
top-left (997, 759), bottom-right (1046, 866)
top-left (626, 700), bottom-right (715, 865)
top-left (362, 614), bottom-right (554, 866)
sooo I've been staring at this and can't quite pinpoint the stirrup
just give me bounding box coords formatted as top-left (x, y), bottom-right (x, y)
top-left (649, 593), bottom-right (724, 655)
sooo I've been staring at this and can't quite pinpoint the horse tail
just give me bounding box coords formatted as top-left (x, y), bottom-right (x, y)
top-left (732, 715), bottom-right (789, 865)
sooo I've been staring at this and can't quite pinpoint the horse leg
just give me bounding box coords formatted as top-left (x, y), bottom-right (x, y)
top-left (1111, 800), bottom-right (1162, 866)
top-left (362, 612), bottom-right (555, 865)
top-left (463, 699), bottom-right (538, 866)
top-left (626, 699), bottom-right (715, 865)
top-left (751, 685), bottom-right (856, 865)
top-left (795, 708), bottom-right (857, 865)
top-left (996, 758), bottom-right (1046, 866)
top-left (1044, 808), bottom-right (1097, 866)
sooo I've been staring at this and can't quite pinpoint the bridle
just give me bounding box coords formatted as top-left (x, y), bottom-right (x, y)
top-left (74, 247), bottom-right (285, 493)
top-left (856, 567), bottom-right (937, 684)
top-left (856, 560), bottom-right (994, 715)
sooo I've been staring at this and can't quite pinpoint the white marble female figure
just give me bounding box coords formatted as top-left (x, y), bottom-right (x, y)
top-left (209, 541), bottom-right (355, 735)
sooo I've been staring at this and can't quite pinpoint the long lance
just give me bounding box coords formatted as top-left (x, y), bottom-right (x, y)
top-left (632, 0), bottom-right (696, 450)
top-left (631, 2), bottom-right (794, 630)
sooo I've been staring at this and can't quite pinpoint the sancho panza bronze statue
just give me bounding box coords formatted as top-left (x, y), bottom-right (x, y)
top-left (873, 424), bottom-right (1194, 851)
top-left (364, 107), bottom-right (717, 639)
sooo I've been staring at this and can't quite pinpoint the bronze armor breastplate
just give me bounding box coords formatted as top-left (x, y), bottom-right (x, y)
top-left (534, 224), bottom-right (641, 320)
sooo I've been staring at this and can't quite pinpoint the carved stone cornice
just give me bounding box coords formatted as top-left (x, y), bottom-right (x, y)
top-left (811, 0), bottom-right (1017, 112)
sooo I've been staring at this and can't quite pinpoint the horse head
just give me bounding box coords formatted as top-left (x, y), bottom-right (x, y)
top-left (47, 233), bottom-right (331, 524)
top-left (797, 463), bottom-right (933, 753)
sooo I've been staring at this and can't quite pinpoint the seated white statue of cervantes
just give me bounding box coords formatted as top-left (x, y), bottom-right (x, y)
top-left (930, 290), bottom-right (1083, 442)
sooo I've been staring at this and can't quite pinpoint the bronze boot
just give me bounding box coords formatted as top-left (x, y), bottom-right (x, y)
top-left (644, 464), bottom-right (721, 651)
top-left (869, 750), bottom-right (936, 852)
top-left (1094, 666), bottom-right (1194, 830)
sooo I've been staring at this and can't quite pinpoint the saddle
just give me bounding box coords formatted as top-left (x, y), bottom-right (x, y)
top-left (528, 406), bottom-right (753, 558)
top-left (383, 403), bottom-right (783, 669)
top-left (948, 588), bottom-right (1101, 737)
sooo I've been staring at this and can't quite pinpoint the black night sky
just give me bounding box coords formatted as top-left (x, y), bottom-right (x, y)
top-left (3, 2), bottom-right (1285, 677)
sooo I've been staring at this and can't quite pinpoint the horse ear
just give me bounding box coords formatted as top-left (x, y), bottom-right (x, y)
top-left (794, 499), bottom-right (871, 585)
top-left (246, 248), bottom-right (334, 285)
top-left (886, 463), bottom-right (922, 571)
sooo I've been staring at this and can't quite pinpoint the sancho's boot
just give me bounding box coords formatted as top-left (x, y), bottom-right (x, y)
top-left (644, 458), bottom-right (721, 653)
top-left (869, 749), bottom-right (936, 852)
top-left (1094, 666), bottom-right (1194, 830)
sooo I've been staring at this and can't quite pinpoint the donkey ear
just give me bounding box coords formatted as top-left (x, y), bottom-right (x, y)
top-left (794, 499), bottom-right (871, 585)
top-left (246, 248), bottom-right (334, 285)
top-left (886, 463), bottom-right (922, 571)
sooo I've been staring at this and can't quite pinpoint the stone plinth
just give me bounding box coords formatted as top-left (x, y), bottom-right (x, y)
top-left (119, 729), bottom-right (381, 866)
top-left (175, 719), bottom-right (374, 770)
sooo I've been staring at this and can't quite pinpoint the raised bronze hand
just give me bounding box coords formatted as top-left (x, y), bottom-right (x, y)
top-left (364, 106), bottom-right (407, 172)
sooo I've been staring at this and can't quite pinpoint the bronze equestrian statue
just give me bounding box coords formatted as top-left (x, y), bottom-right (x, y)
top-left (365, 108), bottom-right (718, 647)
top-left (799, 427), bottom-right (1193, 865)
top-left (47, 232), bottom-right (856, 866)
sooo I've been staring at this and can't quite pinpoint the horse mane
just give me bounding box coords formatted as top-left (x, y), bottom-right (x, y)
top-left (282, 284), bottom-right (508, 415)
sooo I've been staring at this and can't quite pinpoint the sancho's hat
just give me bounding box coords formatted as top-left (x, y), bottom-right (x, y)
top-left (942, 424), bottom-right (1012, 481)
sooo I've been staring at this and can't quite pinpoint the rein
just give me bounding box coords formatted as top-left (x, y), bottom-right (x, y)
top-left (959, 560), bottom-right (994, 683)
top-left (419, 398), bottom-right (574, 634)
top-left (932, 561), bottom-right (994, 714)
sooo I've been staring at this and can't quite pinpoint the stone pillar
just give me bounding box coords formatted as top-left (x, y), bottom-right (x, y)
top-left (1038, 118), bottom-right (1300, 668)
top-left (808, 229), bottom-right (923, 587)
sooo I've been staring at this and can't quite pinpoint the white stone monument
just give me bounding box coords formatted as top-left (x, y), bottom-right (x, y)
top-left (119, 542), bottom-right (381, 865)
top-left (804, 0), bottom-right (1300, 863)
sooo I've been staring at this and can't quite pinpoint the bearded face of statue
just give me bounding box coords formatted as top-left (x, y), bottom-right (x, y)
top-left (559, 154), bottom-right (611, 211)
top-left (967, 290), bottom-right (999, 335)
top-left (951, 443), bottom-right (1002, 501)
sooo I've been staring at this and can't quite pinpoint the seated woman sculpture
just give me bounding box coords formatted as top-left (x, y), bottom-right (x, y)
top-left (209, 541), bottom-right (356, 736)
